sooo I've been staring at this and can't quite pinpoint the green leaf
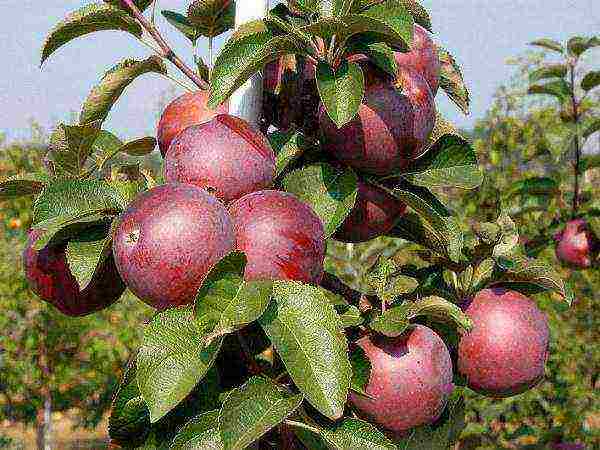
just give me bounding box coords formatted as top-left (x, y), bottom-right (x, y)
top-left (399, 0), bottom-right (432, 32)
top-left (345, 1), bottom-right (414, 51)
top-left (529, 64), bottom-right (568, 83)
top-left (384, 185), bottom-right (463, 262)
top-left (269, 130), bottom-right (313, 177)
top-left (369, 307), bottom-right (410, 337)
top-left (80, 57), bottom-right (167, 125)
top-left (41, 3), bottom-right (143, 65)
top-left (283, 163), bottom-right (359, 238)
top-left (48, 121), bottom-right (103, 176)
top-left (316, 61), bottom-right (365, 128)
top-left (350, 345), bottom-right (371, 396)
top-left (322, 418), bottom-right (398, 450)
top-left (170, 410), bottom-right (223, 450)
top-left (65, 224), bottom-right (112, 291)
top-left (471, 258), bottom-right (495, 291)
top-left (219, 377), bottom-right (303, 450)
top-left (403, 296), bottom-right (472, 332)
top-left (301, 17), bottom-right (347, 42)
top-left (494, 256), bottom-right (574, 305)
top-left (33, 179), bottom-right (129, 224)
top-left (194, 252), bottom-right (273, 343)
top-left (0, 174), bottom-right (47, 200)
top-left (492, 214), bottom-right (519, 258)
top-left (162, 10), bottom-right (200, 43)
top-left (583, 118), bottom-right (600, 140)
top-left (208, 20), bottom-right (302, 108)
top-left (438, 48), bottom-right (470, 115)
top-left (528, 80), bottom-right (571, 102)
top-left (401, 124), bottom-right (482, 189)
top-left (120, 136), bottom-right (157, 156)
top-left (109, 360), bottom-right (151, 448)
top-left (581, 70), bottom-right (600, 92)
top-left (507, 177), bottom-right (558, 198)
top-left (259, 281), bottom-right (351, 420)
top-left (187, 0), bottom-right (235, 38)
top-left (529, 38), bottom-right (564, 53)
top-left (104, 0), bottom-right (154, 14)
top-left (567, 35), bottom-right (600, 56)
top-left (348, 40), bottom-right (398, 77)
top-left (32, 211), bottom-right (114, 251)
top-left (137, 306), bottom-right (223, 423)
top-left (336, 304), bottom-right (363, 328)
top-left (581, 153), bottom-right (600, 172)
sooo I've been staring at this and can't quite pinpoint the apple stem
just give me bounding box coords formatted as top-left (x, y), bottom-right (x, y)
top-left (236, 332), bottom-right (262, 376)
top-left (122, 0), bottom-right (209, 90)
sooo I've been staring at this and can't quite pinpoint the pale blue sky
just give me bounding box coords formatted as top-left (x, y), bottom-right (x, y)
top-left (0, 1), bottom-right (599, 143)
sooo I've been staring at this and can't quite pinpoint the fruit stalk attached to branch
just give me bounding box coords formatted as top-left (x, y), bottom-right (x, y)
top-left (122, 0), bottom-right (209, 90)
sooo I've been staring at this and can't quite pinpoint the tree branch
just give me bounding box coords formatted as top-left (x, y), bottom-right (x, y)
top-left (122, 0), bottom-right (209, 90)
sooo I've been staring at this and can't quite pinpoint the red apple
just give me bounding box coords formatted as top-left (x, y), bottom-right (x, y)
top-left (165, 114), bottom-right (276, 202)
top-left (350, 325), bottom-right (454, 433)
top-left (319, 68), bottom-right (435, 176)
top-left (334, 182), bottom-right (406, 242)
top-left (228, 190), bottom-right (325, 283)
top-left (157, 90), bottom-right (227, 156)
top-left (112, 184), bottom-right (235, 310)
top-left (554, 218), bottom-right (598, 269)
top-left (458, 288), bottom-right (550, 397)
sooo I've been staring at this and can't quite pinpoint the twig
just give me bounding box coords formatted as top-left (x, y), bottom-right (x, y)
top-left (123, 0), bottom-right (209, 90)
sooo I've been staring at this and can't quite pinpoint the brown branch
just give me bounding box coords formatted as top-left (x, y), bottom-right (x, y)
top-left (123, 0), bottom-right (209, 90)
top-left (320, 272), bottom-right (363, 304)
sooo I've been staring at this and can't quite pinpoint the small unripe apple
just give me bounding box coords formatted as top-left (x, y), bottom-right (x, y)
top-left (319, 68), bottom-right (435, 176)
top-left (112, 184), bottom-right (235, 310)
top-left (458, 288), bottom-right (550, 397)
top-left (228, 190), bottom-right (325, 283)
top-left (165, 114), bottom-right (276, 202)
top-left (394, 24), bottom-right (441, 96)
top-left (554, 218), bottom-right (598, 269)
top-left (350, 325), bottom-right (454, 434)
top-left (334, 182), bottom-right (406, 243)
top-left (157, 90), bottom-right (227, 156)
top-left (23, 230), bottom-right (125, 316)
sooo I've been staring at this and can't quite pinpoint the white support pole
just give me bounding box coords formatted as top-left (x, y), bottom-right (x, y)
top-left (229, 0), bottom-right (270, 127)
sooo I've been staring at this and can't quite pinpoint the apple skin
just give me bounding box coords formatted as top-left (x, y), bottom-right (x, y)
top-left (350, 325), bottom-right (454, 434)
top-left (394, 24), bottom-right (441, 96)
top-left (23, 229), bottom-right (125, 317)
top-left (319, 68), bottom-right (435, 176)
top-left (554, 218), bottom-right (598, 269)
top-left (228, 190), bottom-right (325, 283)
top-left (112, 184), bottom-right (235, 310)
top-left (157, 90), bottom-right (227, 156)
top-left (334, 182), bottom-right (407, 243)
top-left (458, 288), bottom-right (550, 398)
top-left (165, 115), bottom-right (276, 202)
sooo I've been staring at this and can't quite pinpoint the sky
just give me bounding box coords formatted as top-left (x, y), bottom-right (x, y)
top-left (0, 0), bottom-right (599, 143)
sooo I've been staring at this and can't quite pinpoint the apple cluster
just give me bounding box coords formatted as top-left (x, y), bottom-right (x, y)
top-left (22, 22), bottom-right (553, 438)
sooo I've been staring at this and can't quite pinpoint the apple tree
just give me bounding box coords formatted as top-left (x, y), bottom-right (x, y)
top-left (0, 1), bottom-right (575, 448)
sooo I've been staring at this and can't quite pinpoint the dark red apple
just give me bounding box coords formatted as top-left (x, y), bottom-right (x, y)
top-left (23, 229), bottom-right (125, 316)
top-left (458, 288), bottom-right (550, 397)
top-left (165, 115), bottom-right (276, 202)
top-left (157, 90), bottom-right (227, 156)
top-left (228, 190), bottom-right (325, 283)
top-left (112, 184), bottom-right (235, 310)
top-left (334, 182), bottom-right (407, 243)
top-left (350, 325), bottom-right (454, 434)
top-left (319, 68), bottom-right (435, 176)
top-left (394, 24), bottom-right (441, 96)
top-left (554, 218), bottom-right (598, 269)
